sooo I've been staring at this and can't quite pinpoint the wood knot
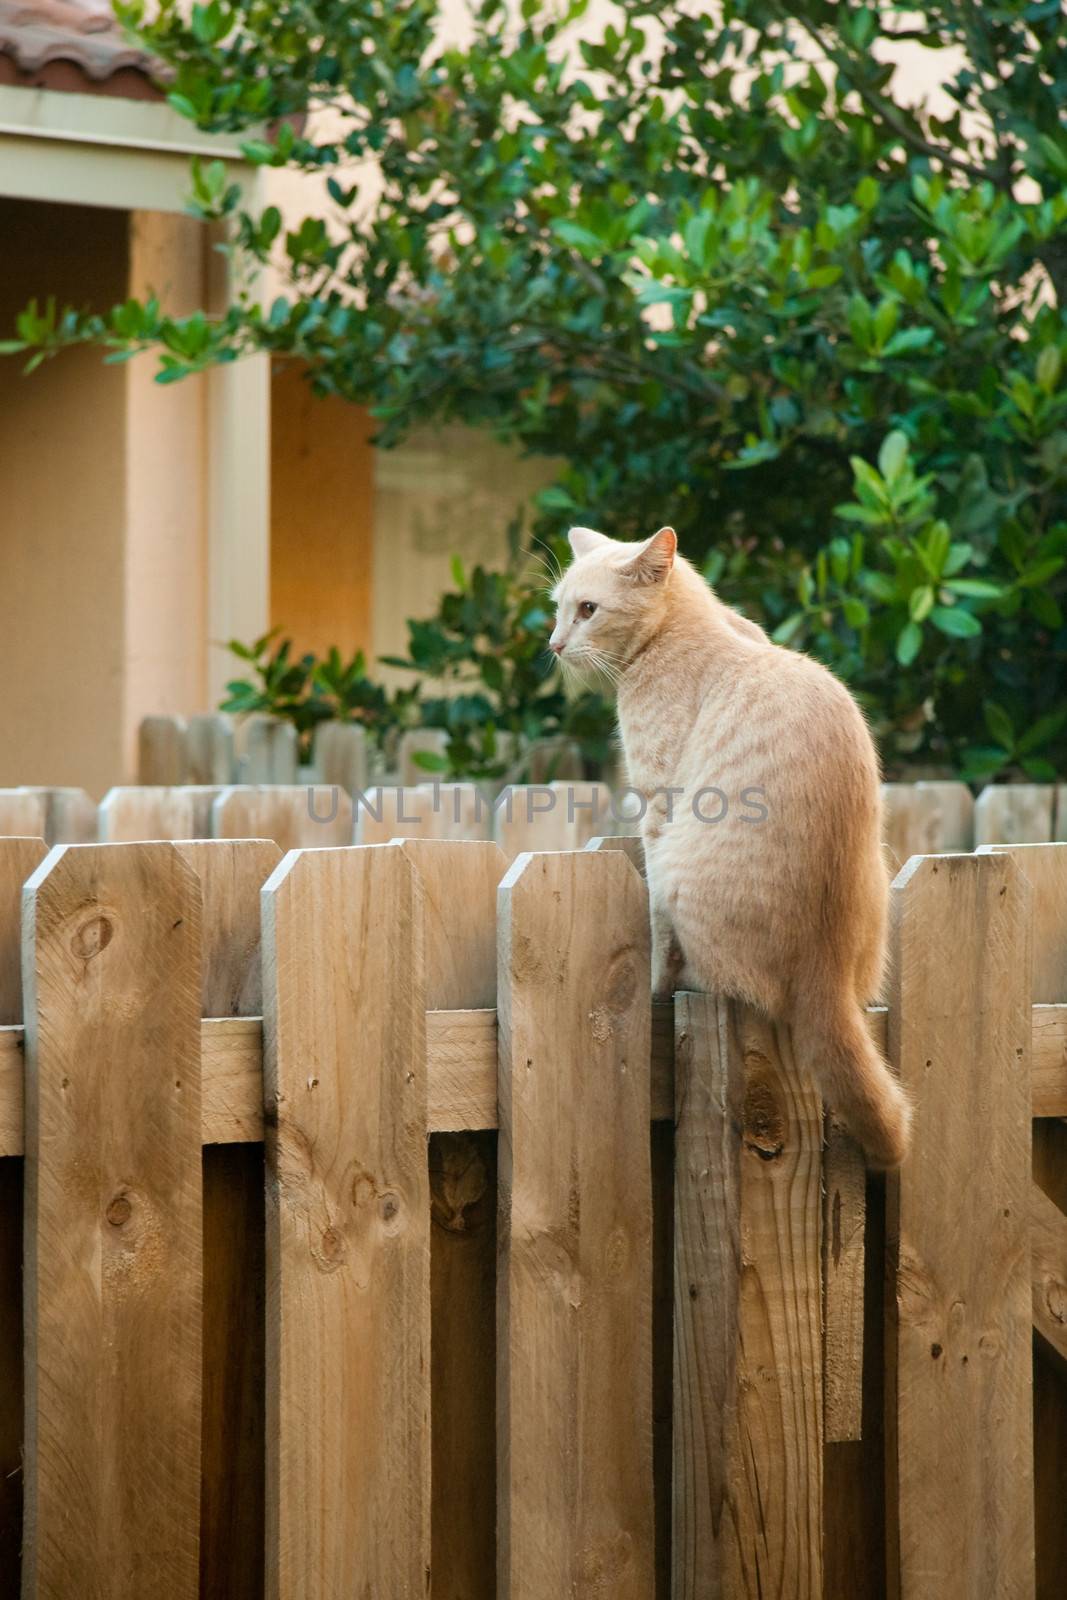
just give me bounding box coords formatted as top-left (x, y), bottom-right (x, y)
top-left (72, 915), bottom-right (113, 961)
top-left (742, 1074), bottom-right (784, 1160)
top-left (105, 1193), bottom-right (131, 1227)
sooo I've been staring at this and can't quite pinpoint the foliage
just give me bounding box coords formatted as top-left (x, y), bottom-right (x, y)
top-left (7, 1), bottom-right (1067, 775)
top-left (222, 557), bottom-right (616, 778)
top-left (222, 629), bottom-right (420, 762)
top-left (380, 549), bottom-right (615, 778)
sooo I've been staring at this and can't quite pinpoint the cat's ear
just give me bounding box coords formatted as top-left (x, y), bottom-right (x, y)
top-left (624, 526), bottom-right (677, 585)
top-left (568, 525), bottom-right (611, 558)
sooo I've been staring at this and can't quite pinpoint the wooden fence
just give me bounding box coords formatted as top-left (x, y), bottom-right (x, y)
top-left (0, 828), bottom-right (1063, 1598)
top-left (4, 775), bottom-right (1067, 863)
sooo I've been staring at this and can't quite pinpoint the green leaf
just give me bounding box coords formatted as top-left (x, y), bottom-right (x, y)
top-left (930, 606), bottom-right (981, 638)
top-left (909, 585), bottom-right (934, 623)
top-left (941, 579), bottom-right (1004, 599)
top-left (982, 700), bottom-right (1015, 751)
top-left (878, 430), bottom-right (909, 485)
top-left (896, 621), bottom-right (922, 665)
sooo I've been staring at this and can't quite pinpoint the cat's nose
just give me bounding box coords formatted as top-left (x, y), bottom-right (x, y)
top-left (549, 637), bottom-right (564, 655)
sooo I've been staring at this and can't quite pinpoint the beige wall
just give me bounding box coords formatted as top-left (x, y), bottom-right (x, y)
top-left (0, 197), bottom-right (130, 795)
top-left (0, 197), bottom-right (223, 795)
top-left (270, 359), bottom-right (375, 658)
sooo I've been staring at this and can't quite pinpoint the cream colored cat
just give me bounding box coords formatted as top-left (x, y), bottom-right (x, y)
top-left (550, 524), bottom-right (910, 1169)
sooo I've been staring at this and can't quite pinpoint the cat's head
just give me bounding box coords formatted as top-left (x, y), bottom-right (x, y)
top-left (549, 525), bottom-right (678, 669)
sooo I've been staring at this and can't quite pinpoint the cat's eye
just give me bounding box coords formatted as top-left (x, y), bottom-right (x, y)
top-left (577, 601), bottom-right (597, 620)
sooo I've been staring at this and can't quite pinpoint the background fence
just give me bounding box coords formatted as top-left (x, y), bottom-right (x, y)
top-left (0, 816), bottom-right (1063, 1597)
top-left (5, 770), bottom-right (1067, 862)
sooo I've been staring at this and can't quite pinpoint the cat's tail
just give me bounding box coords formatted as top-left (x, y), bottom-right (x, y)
top-left (791, 991), bottom-right (912, 1169)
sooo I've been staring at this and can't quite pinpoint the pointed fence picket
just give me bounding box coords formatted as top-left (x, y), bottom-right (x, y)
top-left (0, 827), bottom-right (1060, 1598)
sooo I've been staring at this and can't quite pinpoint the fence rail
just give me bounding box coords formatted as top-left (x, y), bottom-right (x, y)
top-left (0, 829), bottom-right (1063, 1597)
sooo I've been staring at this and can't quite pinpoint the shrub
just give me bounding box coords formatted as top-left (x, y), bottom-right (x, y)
top-left (7, 2), bottom-right (1067, 775)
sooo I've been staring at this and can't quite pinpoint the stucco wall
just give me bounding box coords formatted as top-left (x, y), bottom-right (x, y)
top-left (0, 196), bottom-right (129, 795)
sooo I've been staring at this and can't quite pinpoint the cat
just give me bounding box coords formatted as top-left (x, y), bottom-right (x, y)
top-left (549, 524), bottom-right (911, 1169)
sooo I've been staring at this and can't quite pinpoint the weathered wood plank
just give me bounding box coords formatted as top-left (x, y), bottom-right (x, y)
top-left (974, 783), bottom-right (1055, 846)
top-left (673, 995), bottom-right (824, 1598)
top-left (177, 840), bottom-right (280, 1600)
top-left (213, 784), bottom-right (353, 851)
top-left (0, 837), bottom-right (45, 1588)
top-left (886, 852), bottom-right (1034, 1600)
top-left (240, 718), bottom-right (298, 785)
top-left (0, 1001), bottom-right (1063, 1157)
top-left (355, 783), bottom-right (488, 845)
top-left (1031, 1181), bottom-right (1067, 1365)
top-left (976, 841), bottom-right (1067, 1002)
top-left (98, 785), bottom-right (196, 842)
top-left (311, 721), bottom-right (368, 796)
top-left (138, 713), bottom-right (188, 785)
top-left (22, 842), bottom-right (203, 1598)
top-left (0, 791), bottom-right (46, 840)
top-left (494, 781), bottom-right (614, 859)
top-left (498, 849), bottom-right (653, 1598)
top-left (914, 781), bottom-right (974, 851)
top-left (186, 713), bottom-right (235, 786)
top-left (400, 839), bottom-right (506, 1600)
top-left (262, 844), bottom-right (430, 1598)
top-left (823, 1119), bottom-right (867, 1444)
top-left (17, 788), bottom-right (96, 845)
top-left (881, 783), bottom-right (946, 869)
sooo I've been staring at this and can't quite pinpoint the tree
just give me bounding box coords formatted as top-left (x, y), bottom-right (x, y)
top-left (7, 1), bottom-right (1067, 777)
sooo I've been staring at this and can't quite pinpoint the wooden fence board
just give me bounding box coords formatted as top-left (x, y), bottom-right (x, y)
top-left (0, 791), bottom-right (46, 840)
top-left (397, 728), bottom-right (450, 784)
top-left (22, 843), bottom-right (203, 1598)
top-left (99, 785), bottom-right (197, 843)
top-left (977, 842), bottom-right (1067, 1003)
top-left (974, 783), bottom-right (1055, 846)
top-left (400, 840), bottom-right (506, 1600)
top-left (177, 840), bottom-right (280, 1600)
top-left (673, 996), bottom-right (824, 1599)
top-left (881, 783), bottom-right (946, 869)
top-left (138, 714), bottom-right (187, 785)
top-left (915, 781), bottom-right (974, 851)
top-left (240, 718), bottom-right (298, 785)
top-left (497, 849), bottom-right (653, 1599)
top-left (312, 721), bottom-right (369, 796)
top-left (0, 837), bottom-right (45, 1587)
top-left (213, 785), bottom-right (353, 852)
top-left (356, 784), bottom-right (488, 845)
top-left (17, 788), bottom-right (96, 845)
top-left (186, 714), bottom-right (235, 786)
top-left (823, 1119), bottom-right (866, 1443)
top-left (494, 781), bottom-right (614, 859)
top-left (262, 845), bottom-right (431, 1598)
top-left (887, 853), bottom-right (1034, 1599)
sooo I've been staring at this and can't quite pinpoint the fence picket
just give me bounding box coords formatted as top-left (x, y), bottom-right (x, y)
top-left (823, 1119), bottom-right (867, 1445)
top-left (177, 839), bottom-right (281, 1600)
top-left (0, 791), bottom-right (46, 840)
top-left (974, 782), bottom-right (1055, 846)
top-left (356, 783), bottom-right (488, 845)
top-left (186, 714), bottom-right (235, 786)
top-left (138, 714), bottom-right (187, 784)
top-left (99, 785), bottom-right (197, 842)
top-left (241, 718), bottom-right (299, 785)
top-left (887, 853), bottom-right (1034, 1598)
top-left (494, 781), bottom-right (615, 858)
top-left (915, 780), bottom-right (974, 850)
top-left (0, 838), bottom-right (47, 1583)
top-left (673, 996), bottom-right (824, 1598)
top-left (17, 788), bottom-right (96, 845)
top-left (312, 722), bottom-right (369, 796)
top-left (399, 839), bottom-right (506, 1600)
top-left (21, 843), bottom-right (203, 1598)
top-left (213, 784), bottom-right (353, 851)
top-left (497, 849), bottom-right (653, 1598)
top-left (262, 844), bottom-right (431, 1598)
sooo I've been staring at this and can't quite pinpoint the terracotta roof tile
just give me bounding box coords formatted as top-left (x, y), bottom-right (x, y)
top-left (0, 0), bottom-right (162, 99)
